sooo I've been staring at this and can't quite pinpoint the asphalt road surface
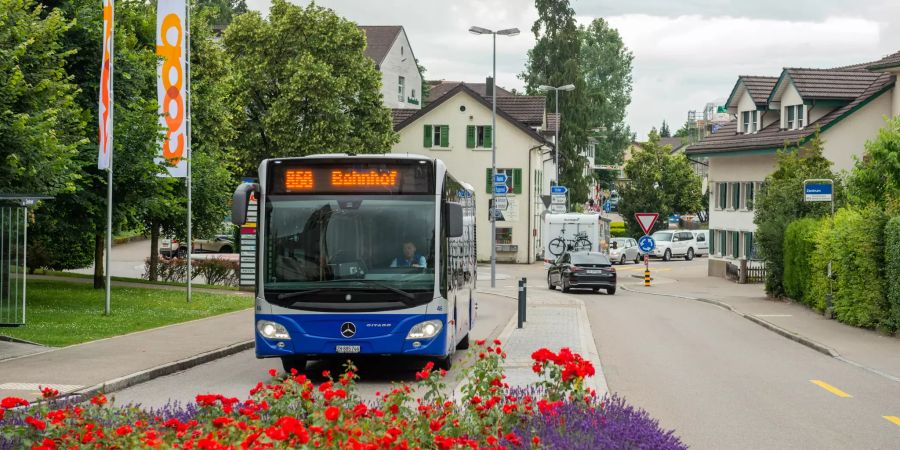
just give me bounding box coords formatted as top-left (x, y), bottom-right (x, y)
top-left (112, 287), bottom-right (517, 408)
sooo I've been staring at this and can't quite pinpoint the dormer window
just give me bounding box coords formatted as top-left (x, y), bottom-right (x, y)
top-left (741, 110), bottom-right (758, 134)
top-left (785, 105), bottom-right (804, 130)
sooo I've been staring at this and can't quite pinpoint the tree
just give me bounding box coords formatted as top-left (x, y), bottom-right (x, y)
top-left (673, 120), bottom-right (699, 143)
top-left (224, 0), bottom-right (397, 176)
top-left (846, 116), bottom-right (900, 211)
top-left (417, 59), bottom-right (429, 103)
top-left (754, 133), bottom-right (841, 297)
top-left (195, 0), bottom-right (246, 27)
top-left (0, 0), bottom-right (83, 196)
top-left (618, 130), bottom-right (703, 237)
top-left (659, 120), bottom-right (671, 137)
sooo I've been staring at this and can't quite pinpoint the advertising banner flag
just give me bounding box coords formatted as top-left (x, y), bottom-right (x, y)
top-left (156, 0), bottom-right (187, 177)
top-left (97, 0), bottom-right (114, 170)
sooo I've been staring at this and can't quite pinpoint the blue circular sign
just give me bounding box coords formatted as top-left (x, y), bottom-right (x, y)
top-left (638, 235), bottom-right (656, 253)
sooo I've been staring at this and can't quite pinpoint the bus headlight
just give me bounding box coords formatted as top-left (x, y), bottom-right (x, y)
top-left (257, 320), bottom-right (291, 340)
top-left (406, 320), bottom-right (442, 340)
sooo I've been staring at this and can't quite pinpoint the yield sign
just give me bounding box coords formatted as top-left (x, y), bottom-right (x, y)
top-left (634, 213), bottom-right (659, 235)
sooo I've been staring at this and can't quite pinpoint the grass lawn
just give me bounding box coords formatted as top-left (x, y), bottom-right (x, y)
top-left (0, 280), bottom-right (251, 347)
top-left (38, 270), bottom-right (240, 291)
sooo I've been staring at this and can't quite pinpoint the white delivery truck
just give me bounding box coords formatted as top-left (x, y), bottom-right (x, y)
top-left (542, 213), bottom-right (602, 262)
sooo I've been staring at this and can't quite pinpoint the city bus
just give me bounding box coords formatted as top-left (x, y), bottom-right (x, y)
top-left (232, 154), bottom-right (477, 372)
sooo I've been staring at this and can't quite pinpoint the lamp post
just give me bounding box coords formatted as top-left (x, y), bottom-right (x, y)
top-left (537, 84), bottom-right (575, 186)
top-left (469, 25), bottom-right (519, 288)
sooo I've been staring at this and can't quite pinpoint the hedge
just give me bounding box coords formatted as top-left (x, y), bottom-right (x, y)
top-left (810, 206), bottom-right (889, 328)
top-left (884, 216), bottom-right (900, 332)
top-left (610, 221), bottom-right (627, 238)
top-left (782, 218), bottom-right (821, 306)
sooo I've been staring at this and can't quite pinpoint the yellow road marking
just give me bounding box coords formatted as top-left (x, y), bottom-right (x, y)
top-left (884, 416), bottom-right (900, 427)
top-left (810, 380), bottom-right (852, 398)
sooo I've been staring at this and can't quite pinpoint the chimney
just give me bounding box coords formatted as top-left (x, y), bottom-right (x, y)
top-left (485, 76), bottom-right (494, 97)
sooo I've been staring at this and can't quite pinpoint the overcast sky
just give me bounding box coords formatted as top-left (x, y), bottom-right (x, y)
top-left (245, 0), bottom-right (899, 138)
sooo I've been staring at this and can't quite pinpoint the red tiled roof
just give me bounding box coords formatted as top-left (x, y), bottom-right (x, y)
top-left (426, 81), bottom-right (514, 104)
top-left (358, 26), bottom-right (401, 65)
top-left (391, 109), bottom-right (417, 127)
top-left (783, 68), bottom-right (884, 100)
top-left (741, 76), bottom-right (779, 105)
top-left (867, 51), bottom-right (900, 71)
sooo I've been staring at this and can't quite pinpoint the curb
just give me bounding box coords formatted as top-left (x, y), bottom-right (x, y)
top-left (73, 340), bottom-right (254, 398)
top-left (0, 334), bottom-right (47, 346)
top-left (620, 284), bottom-right (840, 358)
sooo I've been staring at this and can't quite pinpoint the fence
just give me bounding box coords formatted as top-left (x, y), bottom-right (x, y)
top-left (725, 260), bottom-right (766, 284)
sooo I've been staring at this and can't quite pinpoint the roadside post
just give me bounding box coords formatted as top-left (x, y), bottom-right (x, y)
top-left (522, 277), bottom-right (527, 322)
top-left (517, 278), bottom-right (525, 329)
top-left (804, 179), bottom-right (835, 318)
top-left (635, 213), bottom-right (660, 287)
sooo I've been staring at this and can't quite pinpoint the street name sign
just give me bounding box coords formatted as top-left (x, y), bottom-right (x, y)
top-left (804, 182), bottom-right (833, 202)
top-left (493, 173), bottom-right (508, 184)
top-left (638, 235), bottom-right (656, 253)
top-left (550, 186), bottom-right (568, 194)
top-left (494, 185), bottom-right (509, 195)
top-left (494, 197), bottom-right (508, 210)
top-left (634, 212), bottom-right (659, 236)
top-left (549, 204), bottom-right (567, 214)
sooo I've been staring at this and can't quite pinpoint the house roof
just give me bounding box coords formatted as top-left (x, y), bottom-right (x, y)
top-left (391, 109), bottom-right (417, 126)
top-left (687, 73), bottom-right (895, 156)
top-left (659, 137), bottom-right (687, 153)
top-left (393, 83), bottom-right (551, 146)
top-left (545, 113), bottom-right (560, 133)
top-left (426, 81), bottom-right (514, 104)
top-left (769, 68), bottom-right (885, 103)
top-left (726, 76), bottom-right (778, 108)
top-left (358, 26), bottom-right (402, 66)
top-left (867, 50), bottom-right (900, 71)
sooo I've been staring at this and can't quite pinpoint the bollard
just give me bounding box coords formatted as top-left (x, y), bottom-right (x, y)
top-left (522, 277), bottom-right (527, 323)
top-left (517, 279), bottom-right (525, 329)
top-left (644, 269), bottom-right (651, 287)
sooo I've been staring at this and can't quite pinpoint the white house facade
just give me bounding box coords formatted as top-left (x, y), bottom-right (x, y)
top-left (686, 51), bottom-right (900, 278)
top-left (390, 83), bottom-right (553, 263)
top-left (359, 26), bottom-right (423, 109)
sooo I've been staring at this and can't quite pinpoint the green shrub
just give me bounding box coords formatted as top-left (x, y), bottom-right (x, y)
top-left (811, 206), bottom-right (889, 328)
top-left (610, 221), bottom-right (625, 229)
top-left (783, 218), bottom-right (821, 305)
top-left (610, 228), bottom-right (629, 238)
top-left (884, 216), bottom-right (900, 333)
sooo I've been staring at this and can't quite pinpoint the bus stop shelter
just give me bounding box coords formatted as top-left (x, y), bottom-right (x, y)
top-left (0, 195), bottom-right (51, 326)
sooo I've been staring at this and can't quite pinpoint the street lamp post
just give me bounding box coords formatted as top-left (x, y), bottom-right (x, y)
top-left (537, 84), bottom-right (575, 186)
top-left (469, 25), bottom-right (519, 288)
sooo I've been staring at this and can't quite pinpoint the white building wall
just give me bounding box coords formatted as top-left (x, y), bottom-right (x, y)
top-left (378, 30), bottom-right (422, 109)
top-left (707, 154), bottom-right (776, 234)
top-left (391, 91), bottom-right (546, 263)
top-left (821, 87), bottom-right (893, 171)
top-left (736, 91), bottom-right (756, 133)
top-left (780, 83), bottom-right (804, 128)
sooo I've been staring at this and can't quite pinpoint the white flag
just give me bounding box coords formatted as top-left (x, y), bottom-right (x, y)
top-left (97, 0), bottom-right (113, 170)
top-left (156, 0), bottom-right (187, 177)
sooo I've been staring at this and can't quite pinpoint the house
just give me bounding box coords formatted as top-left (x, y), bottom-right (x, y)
top-left (390, 81), bottom-right (554, 263)
top-left (359, 26), bottom-right (423, 109)
top-left (686, 51), bottom-right (900, 278)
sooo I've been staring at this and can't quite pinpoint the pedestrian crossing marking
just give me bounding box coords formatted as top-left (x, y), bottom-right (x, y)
top-left (809, 380), bottom-right (852, 398)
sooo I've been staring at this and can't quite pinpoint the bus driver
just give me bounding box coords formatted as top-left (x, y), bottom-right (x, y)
top-left (391, 241), bottom-right (426, 268)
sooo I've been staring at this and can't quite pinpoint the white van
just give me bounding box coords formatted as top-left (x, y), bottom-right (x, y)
top-left (691, 230), bottom-right (709, 256)
top-left (542, 214), bottom-right (601, 262)
top-left (649, 230), bottom-right (698, 261)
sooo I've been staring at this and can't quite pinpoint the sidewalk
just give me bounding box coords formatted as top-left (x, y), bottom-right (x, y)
top-left (0, 309), bottom-right (253, 401)
top-left (623, 261), bottom-right (900, 383)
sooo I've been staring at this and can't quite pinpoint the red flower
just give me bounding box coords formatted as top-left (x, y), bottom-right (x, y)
top-left (40, 386), bottom-right (59, 399)
top-left (429, 419), bottom-right (443, 432)
top-left (212, 416), bottom-right (234, 428)
top-left (531, 348), bottom-right (555, 363)
top-left (475, 339), bottom-right (486, 346)
top-left (533, 436), bottom-right (541, 445)
top-left (116, 425), bottom-right (133, 436)
top-left (25, 416), bottom-right (47, 431)
top-left (493, 339), bottom-right (502, 345)
top-left (324, 405), bottom-right (340, 421)
top-left (1, 397), bottom-right (29, 409)
top-left (268, 368), bottom-right (277, 377)
top-left (90, 393), bottom-right (107, 406)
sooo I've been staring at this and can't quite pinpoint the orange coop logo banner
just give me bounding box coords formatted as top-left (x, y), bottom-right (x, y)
top-left (156, 0), bottom-right (187, 177)
top-left (97, 0), bottom-right (113, 170)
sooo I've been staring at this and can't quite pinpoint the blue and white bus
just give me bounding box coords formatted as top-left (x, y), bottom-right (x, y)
top-left (232, 154), bottom-right (477, 372)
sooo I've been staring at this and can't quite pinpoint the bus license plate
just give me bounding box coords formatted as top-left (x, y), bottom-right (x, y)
top-left (336, 345), bottom-right (360, 354)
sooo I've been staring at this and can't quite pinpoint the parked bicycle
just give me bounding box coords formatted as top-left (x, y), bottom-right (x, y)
top-left (548, 227), bottom-right (592, 257)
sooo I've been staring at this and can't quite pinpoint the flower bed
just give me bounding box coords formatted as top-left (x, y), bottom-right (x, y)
top-left (1, 341), bottom-right (685, 449)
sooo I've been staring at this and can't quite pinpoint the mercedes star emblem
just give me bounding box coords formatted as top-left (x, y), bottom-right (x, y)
top-left (340, 322), bottom-right (356, 338)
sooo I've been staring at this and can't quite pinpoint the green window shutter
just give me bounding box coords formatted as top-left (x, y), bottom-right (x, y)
top-left (718, 183), bottom-right (726, 209)
top-left (745, 232), bottom-right (753, 259)
top-left (733, 183), bottom-right (741, 209)
top-left (720, 231), bottom-right (727, 256)
top-left (440, 125), bottom-right (449, 147)
top-left (485, 169), bottom-right (492, 194)
top-left (483, 125), bottom-right (493, 148)
top-left (466, 126), bottom-right (476, 148)
top-left (424, 125), bottom-right (432, 148)
top-left (709, 230), bottom-right (716, 255)
top-left (732, 232), bottom-right (740, 258)
top-left (513, 168), bottom-right (522, 194)
top-left (747, 183), bottom-right (755, 210)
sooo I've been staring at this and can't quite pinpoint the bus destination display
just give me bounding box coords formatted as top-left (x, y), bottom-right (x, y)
top-left (272, 161), bottom-right (432, 195)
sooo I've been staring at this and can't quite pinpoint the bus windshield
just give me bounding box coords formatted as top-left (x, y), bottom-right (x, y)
top-left (263, 195), bottom-right (436, 296)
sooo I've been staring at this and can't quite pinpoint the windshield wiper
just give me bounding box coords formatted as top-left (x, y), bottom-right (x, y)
top-left (331, 279), bottom-right (419, 304)
top-left (275, 288), bottom-right (329, 301)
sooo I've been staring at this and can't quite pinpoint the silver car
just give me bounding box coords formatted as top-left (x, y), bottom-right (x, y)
top-left (609, 237), bottom-right (641, 265)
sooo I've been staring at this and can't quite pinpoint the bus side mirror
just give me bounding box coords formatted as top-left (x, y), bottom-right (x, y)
top-left (232, 183), bottom-right (258, 226)
top-left (446, 202), bottom-right (464, 238)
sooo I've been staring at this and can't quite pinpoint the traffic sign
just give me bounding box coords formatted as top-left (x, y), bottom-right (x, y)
top-left (603, 201), bottom-right (611, 213)
top-left (804, 182), bottom-right (833, 202)
top-left (634, 212), bottom-right (659, 235)
top-left (550, 185), bottom-right (568, 194)
top-left (550, 194), bottom-right (566, 204)
top-left (493, 173), bottom-right (508, 184)
top-left (549, 204), bottom-right (567, 214)
top-left (494, 185), bottom-right (509, 195)
top-left (638, 235), bottom-right (656, 253)
top-left (494, 197), bottom-right (508, 210)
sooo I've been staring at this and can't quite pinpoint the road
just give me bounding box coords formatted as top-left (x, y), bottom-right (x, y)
top-left (112, 285), bottom-right (517, 408)
top-left (112, 257), bottom-right (899, 449)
